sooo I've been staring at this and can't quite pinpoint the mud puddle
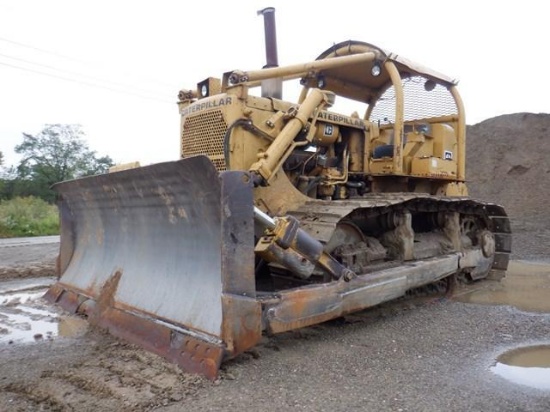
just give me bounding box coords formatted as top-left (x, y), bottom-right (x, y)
top-left (492, 345), bottom-right (550, 390)
top-left (454, 261), bottom-right (550, 313)
top-left (0, 277), bottom-right (88, 344)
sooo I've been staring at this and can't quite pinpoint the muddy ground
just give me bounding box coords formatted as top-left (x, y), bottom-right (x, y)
top-left (1, 242), bottom-right (550, 411)
top-left (1, 113), bottom-right (550, 411)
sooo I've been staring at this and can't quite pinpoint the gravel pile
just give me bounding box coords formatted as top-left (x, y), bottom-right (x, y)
top-left (467, 112), bottom-right (550, 259)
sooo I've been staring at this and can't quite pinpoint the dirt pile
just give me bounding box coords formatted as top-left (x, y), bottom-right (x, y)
top-left (466, 112), bottom-right (550, 259)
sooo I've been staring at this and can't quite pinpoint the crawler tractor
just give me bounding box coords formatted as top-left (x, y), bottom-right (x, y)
top-left (46, 8), bottom-right (511, 378)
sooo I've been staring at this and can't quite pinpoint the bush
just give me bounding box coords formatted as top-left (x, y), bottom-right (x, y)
top-left (0, 196), bottom-right (59, 238)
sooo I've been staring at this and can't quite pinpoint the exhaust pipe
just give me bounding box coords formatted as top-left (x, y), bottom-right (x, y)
top-left (258, 7), bottom-right (278, 68)
top-left (257, 7), bottom-right (282, 99)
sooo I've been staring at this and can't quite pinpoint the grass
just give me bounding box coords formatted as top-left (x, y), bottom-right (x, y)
top-left (0, 196), bottom-right (59, 238)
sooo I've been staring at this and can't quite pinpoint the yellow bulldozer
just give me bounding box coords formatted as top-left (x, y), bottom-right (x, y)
top-left (45, 8), bottom-right (511, 379)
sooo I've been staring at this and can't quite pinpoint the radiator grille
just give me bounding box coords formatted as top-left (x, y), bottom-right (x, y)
top-left (181, 110), bottom-right (227, 171)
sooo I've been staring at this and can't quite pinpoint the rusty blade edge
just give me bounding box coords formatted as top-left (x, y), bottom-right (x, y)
top-left (46, 280), bottom-right (226, 346)
top-left (44, 286), bottom-right (225, 380)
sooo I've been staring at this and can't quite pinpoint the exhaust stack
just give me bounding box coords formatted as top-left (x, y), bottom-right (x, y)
top-left (258, 7), bottom-right (282, 99)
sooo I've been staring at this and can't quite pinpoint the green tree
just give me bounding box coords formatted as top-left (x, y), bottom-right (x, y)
top-left (14, 124), bottom-right (114, 201)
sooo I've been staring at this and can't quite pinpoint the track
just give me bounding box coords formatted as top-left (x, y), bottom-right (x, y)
top-left (290, 193), bottom-right (511, 278)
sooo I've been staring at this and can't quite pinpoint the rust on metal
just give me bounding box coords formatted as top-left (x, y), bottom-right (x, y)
top-left (48, 284), bottom-right (224, 379)
top-left (221, 295), bottom-right (262, 355)
top-left (95, 304), bottom-right (224, 379)
top-left (219, 171), bottom-right (263, 355)
top-left (263, 253), bottom-right (465, 334)
top-left (95, 270), bottom-right (122, 317)
top-left (44, 285), bottom-right (86, 314)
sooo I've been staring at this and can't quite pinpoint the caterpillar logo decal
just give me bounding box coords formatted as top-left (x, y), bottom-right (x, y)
top-left (317, 111), bottom-right (365, 129)
top-left (180, 97), bottom-right (233, 117)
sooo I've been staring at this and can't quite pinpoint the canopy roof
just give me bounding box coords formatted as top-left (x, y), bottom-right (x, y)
top-left (300, 40), bottom-right (457, 104)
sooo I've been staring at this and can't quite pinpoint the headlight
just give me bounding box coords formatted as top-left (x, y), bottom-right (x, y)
top-left (371, 62), bottom-right (381, 77)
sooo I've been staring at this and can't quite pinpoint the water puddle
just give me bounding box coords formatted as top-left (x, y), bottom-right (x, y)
top-left (491, 345), bottom-right (550, 390)
top-left (454, 261), bottom-right (550, 313)
top-left (0, 277), bottom-right (88, 344)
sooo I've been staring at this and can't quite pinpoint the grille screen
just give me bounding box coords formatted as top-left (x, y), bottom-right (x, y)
top-left (181, 110), bottom-right (227, 171)
top-left (369, 76), bottom-right (457, 124)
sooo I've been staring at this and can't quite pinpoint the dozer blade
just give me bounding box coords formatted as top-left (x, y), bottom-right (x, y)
top-left (45, 156), bottom-right (262, 379)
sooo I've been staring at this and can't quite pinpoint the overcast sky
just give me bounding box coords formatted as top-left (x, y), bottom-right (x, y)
top-left (0, 0), bottom-right (548, 167)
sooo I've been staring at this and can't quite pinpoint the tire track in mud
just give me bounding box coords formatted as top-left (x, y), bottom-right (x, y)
top-left (0, 332), bottom-right (207, 411)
